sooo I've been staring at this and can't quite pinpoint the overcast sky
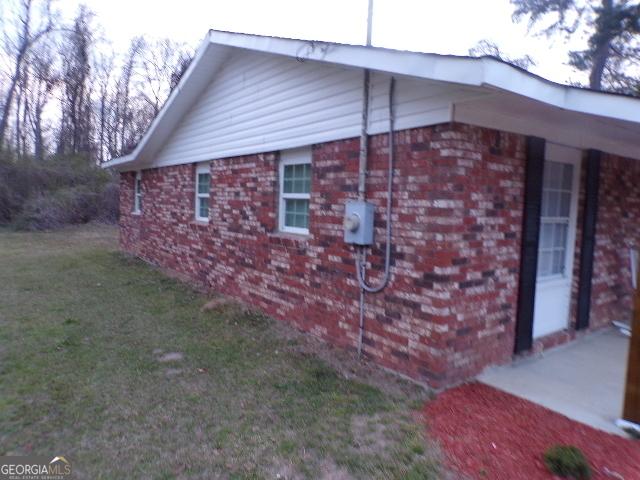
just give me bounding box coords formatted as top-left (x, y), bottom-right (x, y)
top-left (56, 0), bottom-right (589, 86)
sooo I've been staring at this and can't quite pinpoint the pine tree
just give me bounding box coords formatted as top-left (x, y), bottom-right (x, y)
top-left (512, 0), bottom-right (640, 94)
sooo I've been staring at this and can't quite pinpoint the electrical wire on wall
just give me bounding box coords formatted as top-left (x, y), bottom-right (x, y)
top-left (356, 76), bottom-right (396, 357)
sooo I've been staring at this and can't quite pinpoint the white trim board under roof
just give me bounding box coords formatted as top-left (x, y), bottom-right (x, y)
top-left (104, 30), bottom-right (640, 171)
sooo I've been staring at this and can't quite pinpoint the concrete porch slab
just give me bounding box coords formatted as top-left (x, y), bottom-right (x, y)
top-left (478, 328), bottom-right (630, 436)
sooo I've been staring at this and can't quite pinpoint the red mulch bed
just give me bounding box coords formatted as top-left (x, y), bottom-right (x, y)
top-left (424, 382), bottom-right (640, 479)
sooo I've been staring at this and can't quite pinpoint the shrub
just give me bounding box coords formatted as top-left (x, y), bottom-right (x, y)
top-left (15, 187), bottom-right (98, 230)
top-left (0, 151), bottom-right (119, 230)
top-left (0, 152), bottom-right (30, 223)
top-left (96, 181), bottom-right (120, 223)
top-left (543, 445), bottom-right (592, 479)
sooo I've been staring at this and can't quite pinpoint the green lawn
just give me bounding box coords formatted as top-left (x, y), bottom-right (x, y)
top-left (0, 224), bottom-right (440, 479)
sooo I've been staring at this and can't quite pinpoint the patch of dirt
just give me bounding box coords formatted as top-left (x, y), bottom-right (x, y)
top-left (265, 458), bottom-right (304, 480)
top-left (317, 459), bottom-right (353, 480)
top-left (265, 457), bottom-right (353, 480)
top-left (201, 296), bottom-right (235, 312)
top-left (424, 382), bottom-right (640, 480)
top-left (272, 321), bottom-right (430, 402)
top-left (157, 352), bottom-right (184, 362)
top-left (350, 413), bottom-right (392, 455)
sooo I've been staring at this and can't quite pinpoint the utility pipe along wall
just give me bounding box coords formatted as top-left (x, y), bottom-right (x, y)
top-left (355, 76), bottom-right (396, 356)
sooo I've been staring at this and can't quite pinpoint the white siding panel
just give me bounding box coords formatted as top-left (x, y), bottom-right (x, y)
top-left (155, 50), bottom-right (363, 166)
top-left (154, 50), bottom-right (487, 167)
top-left (368, 73), bottom-right (485, 134)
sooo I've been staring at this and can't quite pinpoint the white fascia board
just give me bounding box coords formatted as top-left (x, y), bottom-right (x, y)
top-left (208, 31), bottom-right (640, 124)
top-left (101, 153), bottom-right (134, 169)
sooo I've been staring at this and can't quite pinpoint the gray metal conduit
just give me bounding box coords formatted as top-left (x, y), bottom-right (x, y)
top-left (356, 76), bottom-right (396, 356)
top-left (356, 76), bottom-right (395, 293)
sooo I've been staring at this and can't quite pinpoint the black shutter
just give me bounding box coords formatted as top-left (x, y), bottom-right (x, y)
top-left (576, 150), bottom-right (601, 330)
top-left (515, 136), bottom-right (546, 353)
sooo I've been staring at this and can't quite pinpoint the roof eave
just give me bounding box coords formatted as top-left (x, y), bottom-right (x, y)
top-left (101, 153), bottom-right (135, 170)
top-left (206, 31), bottom-right (640, 124)
top-left (105, 30), bottom-right (640, 171)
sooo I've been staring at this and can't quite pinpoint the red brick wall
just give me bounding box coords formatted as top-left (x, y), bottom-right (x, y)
top-left (119, 124), bottom-right (528, 388)
top-left (591, 154), bottom-right (640, 328)
top-left (118, 123), bottom-right (640, 386)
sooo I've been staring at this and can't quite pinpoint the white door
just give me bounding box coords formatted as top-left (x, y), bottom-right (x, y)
top-left (533, 144), bottom-right (581, 339)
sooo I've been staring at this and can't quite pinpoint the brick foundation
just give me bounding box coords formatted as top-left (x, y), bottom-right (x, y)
top-left (118, 123), bottom-right (638, 388)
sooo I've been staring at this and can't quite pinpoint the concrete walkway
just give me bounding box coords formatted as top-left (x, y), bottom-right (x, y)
top-left (478, 328), bottom-right (630, 436)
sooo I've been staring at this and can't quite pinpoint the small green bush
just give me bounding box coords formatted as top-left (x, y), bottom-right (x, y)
top-left (543, 445), bottom-right (591, 479)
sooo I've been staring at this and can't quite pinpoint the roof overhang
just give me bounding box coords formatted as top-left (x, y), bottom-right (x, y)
top-left (104, 30), bottom-right (640, 170)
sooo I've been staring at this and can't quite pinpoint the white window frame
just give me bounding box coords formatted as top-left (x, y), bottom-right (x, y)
top-left (279, 148), bottom-right (312, 235)
top-left (537, 150), bottom-right (581, 285)
top-left (195, 163), bottom-right (211, 222)
top-left (133, 171), bottom-right (142, 214)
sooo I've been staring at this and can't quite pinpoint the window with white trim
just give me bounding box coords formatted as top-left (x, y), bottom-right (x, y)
top-left (133, 171), bottom-right (142, 214)
top-left (537, 160), bottom-right (574, 278)
top-left (279, 148), bottom-right (311, 235)
top-left (195, 163), bottom-right (211, 222)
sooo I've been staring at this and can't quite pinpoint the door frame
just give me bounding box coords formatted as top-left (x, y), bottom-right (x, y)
top-left (532, 143), bottom-right (582, 338)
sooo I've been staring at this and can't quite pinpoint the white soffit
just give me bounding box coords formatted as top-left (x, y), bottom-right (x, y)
top-left (453, 92), bottom-right (640, 160)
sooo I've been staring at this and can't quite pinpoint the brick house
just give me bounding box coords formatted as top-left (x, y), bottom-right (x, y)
top-left (104, 31), bottom-right (640, 389)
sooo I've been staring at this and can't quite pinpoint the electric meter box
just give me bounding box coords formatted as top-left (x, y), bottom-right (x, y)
top-left (344, 200), bottom-right (375, 245)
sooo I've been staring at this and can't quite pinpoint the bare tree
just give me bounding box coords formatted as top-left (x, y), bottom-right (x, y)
top-left (92, 51), bottom-right (114, 164)
top-left (112, 36), bottom-right (144, 155)
top-left (0, 1), bottom-right (196, 162)
top-left (0, 0), bottom-right (58, 150)
top-left (57, 5), bottom-right (93, 156)
top-left (15, 60), bottom-right (30, 157)
top-left (26, 42), bottom-right (58, 160)
top-left (170, 52), bottom-right (192, 92)
top-left (139, 39), bottom-right (191, 116)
